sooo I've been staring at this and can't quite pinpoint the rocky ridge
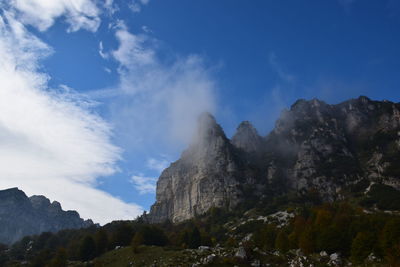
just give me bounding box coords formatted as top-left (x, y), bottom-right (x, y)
top-left (0, 187), bottom-right (93, 244)
top-left (149, 96), bottom-right (400, 223)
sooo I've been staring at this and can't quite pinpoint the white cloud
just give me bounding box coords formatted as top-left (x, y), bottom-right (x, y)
top-left (128, 2), bottom-right (142, 13)
top-left (103, 0), bottom-right (118, 15)
top-left (4, 0), bottom-right (101, 32)
top-left (99, 41), bottom-right (109, 59)
top-left (0, 13), bottom-right (142, 224)
top-left (128, 0), bottom-right (150, 13)
top-left (141, 25), bottom-right (152, 33)
top-left (93, 25), bottom-right (217, 152)
top-left (146, 158), bottom-right (170, 173)
top-left (269, 53), bottom-right (295, 83)
top-left (131, 175), bottom-right (157, 194)
top-left (112, 28), bottom-right (156, 71)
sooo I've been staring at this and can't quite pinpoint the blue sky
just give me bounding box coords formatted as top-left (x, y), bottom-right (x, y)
top-left (0, 0), bottom-right (399, 224)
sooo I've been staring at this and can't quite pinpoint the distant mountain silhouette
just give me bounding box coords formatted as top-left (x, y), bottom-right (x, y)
top-left (0, 187), bottom-right (93, 244)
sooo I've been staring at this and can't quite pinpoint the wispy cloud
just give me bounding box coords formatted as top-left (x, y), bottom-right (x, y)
top-left (141, 25), bottom-right (152, 33)
top-left (268, 53), bottom-right (295, 83)
top-left (128, 0), bottom-right (150, 13)
top-left (0, 11), bottom-right (142, 224)
top-left (3, 0), bottom-right (101, 32)
top-left (146, 158), bottom-right (170, 173)
top-left (131, 175), bottom-right (157, 194)
top-left (94, 22), bottom-right (217, 152)
top-left (99, 41), bottom-right (109, 59)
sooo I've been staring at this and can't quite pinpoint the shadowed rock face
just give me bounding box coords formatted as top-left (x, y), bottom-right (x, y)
top-left (149, 97), bottom-right (400, 223)
top-left (0, 188), bottom-right (93, 244)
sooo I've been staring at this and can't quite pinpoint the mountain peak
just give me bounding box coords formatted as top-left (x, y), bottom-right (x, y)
top-left (30, 195), bottom-right (51, 209)
top-left (191, 112), bottom-right (227, 147)
top-left (357, 95), bottom-right (371, 103)
top-left (231, 121), bottom-right (263, 153)
top-left (290, 98), bottom-right (328, 111)
top-left (0, 187), bottom-right (28, 202)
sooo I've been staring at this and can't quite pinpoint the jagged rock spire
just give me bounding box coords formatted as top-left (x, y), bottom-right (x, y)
top-left (150, 112), bottom-right (245, 223)
top-left (192, 112), bottom-right (227, 144)
top-left (231, 121), bottom-right (263, 153)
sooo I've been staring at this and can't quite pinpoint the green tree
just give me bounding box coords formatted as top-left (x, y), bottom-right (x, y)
top-left (254, 224), bottom-right (277, 251)
top-left (131, 232), bottom-right (144, 253)
top-left (188, 227), bottom-right (201, 249)
top-left (381, 218), bottom-right (400, 265)
top-left (48, 248), bottom-right (67, 267)
top-left (200, 229), bottom-right (212, 246)
top-left (288, 216), bottom-right (306, 248)
top-left (275, 230), bottom-right (289, 253)
top-left (78, 235), bottom-right (96, 262)
top-left (0, 243), bottom-right (9, 266)
top-left (110, 223), bottom-right (135, 247)
top-left (131, 225), bottom-right (168, 251)
top-left (30, 249), bottom-right (51, 267)
top-left (94, 229), bottom-right (109, 256)
top-left (351, 232), bottom-right (375, 264)
top-left (178, 230), bottom-right (190, 248)
top-left (316, 226), bottom-right (343, 253)
top-left (299, 227), bottom-right (314, 255)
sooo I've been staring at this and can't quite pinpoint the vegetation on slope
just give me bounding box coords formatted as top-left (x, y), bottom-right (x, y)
top-left (0, 200), bottom-right (399, 266)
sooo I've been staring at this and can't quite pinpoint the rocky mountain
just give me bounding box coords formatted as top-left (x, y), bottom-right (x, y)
top-left (149, 96), bottom-right (400, 223)
top-left (231, 121), bottom-right (264, 153)
top-left (149, 113), bottom-right (251, 223)
top-left (0, 188), bottom-right (93, 244)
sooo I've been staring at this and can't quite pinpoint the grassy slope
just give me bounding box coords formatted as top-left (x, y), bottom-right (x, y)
top-left (92, 246), bottom-right (208, 267)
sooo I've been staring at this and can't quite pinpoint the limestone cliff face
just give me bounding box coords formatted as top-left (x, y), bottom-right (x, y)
top-left (0, 188), bottom-right (93, 244)
top-left (149, 96), bottom-right (400, 223)
top-left (150, 113), bottom-right (260, 223)
top-left (266, 96), bottom-right (400, 200)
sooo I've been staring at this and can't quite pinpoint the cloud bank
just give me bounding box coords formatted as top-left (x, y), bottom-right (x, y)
top-left (0, 11), bottom-right (142, 224)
